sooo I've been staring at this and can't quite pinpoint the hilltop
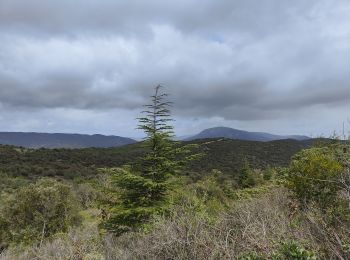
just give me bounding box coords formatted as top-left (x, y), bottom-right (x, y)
top-left (186, 127), bottom-right (310, 142)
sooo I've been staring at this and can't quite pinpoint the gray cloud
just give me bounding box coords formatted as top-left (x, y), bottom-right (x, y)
top-left (0, 0), bottom-right (350, 136)
top-left (0, 0), bottom-right (322, 38)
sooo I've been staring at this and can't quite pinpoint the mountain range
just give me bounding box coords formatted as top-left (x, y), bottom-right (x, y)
top-left (0, 127), bottom-right (309, 148)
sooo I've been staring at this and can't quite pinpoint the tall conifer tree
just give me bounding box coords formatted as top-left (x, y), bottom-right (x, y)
top-left (103, 85), bottom-right (198, 234)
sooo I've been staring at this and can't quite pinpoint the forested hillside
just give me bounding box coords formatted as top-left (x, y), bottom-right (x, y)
top-left (0, 138), bottom-right (318, 179)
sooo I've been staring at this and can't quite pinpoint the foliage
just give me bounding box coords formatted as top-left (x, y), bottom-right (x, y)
top-left (101, 188), bottom-right (320, 259)
top-left (239, 159), bottom-right (257, 188)
top-left (230, 184), bottom-right (276, 200)
top-left (2, 180), bottom-right (350, 259)
top-left (168, 173), bottom-right (230, 221)
top-left (187, 138), bottom-right (314, 178)
top-left (286, 147), bottom-right (343, 209)
top-left (263, 166), bottom-right (276, 180)
top-left (102, 86), bottom-right (199, 235)
top-left (0, 138), bottom-right (317, 181)
top-left (74, 183), bottom-right (99, 209)
top-left (274, 240), bottom-right (316, 259)
top-left (0, 172), bottom-right (29, 195)
top-left (0, 178), bottom-right (81, 246)
top-left (100, 166), bottom-right (167, 234)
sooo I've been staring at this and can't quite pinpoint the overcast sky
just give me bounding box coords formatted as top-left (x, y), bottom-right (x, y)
top-left (0, 0), bottom-right (350, 138)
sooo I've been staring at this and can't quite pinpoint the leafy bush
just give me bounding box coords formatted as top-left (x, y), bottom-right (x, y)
top-left (0, 172), bottom-right (29, 194)
top-left (0, 178), bottom-right (81, 246)
top-left (275, 240), bottom-right (316, 260)
top-left (238, 159), bottom-right (257, 188)
top-left (286, 147), bottom-right (342, 209)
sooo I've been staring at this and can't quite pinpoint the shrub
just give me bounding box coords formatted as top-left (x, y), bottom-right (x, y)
top-left (274, 240), bottom-right (316, 260)
top-left (263, 166), bottom-right (276, 181)
top-left (0, 178), bottom-right (81, 246)
top-left (286, 147), bottom-right (342, 209)
top-left (75, 183), bottom-right (99, 209)
top-left (238, 159), bottom-right (256, 188)
top-left (103, 188), bottom-right (301, 259)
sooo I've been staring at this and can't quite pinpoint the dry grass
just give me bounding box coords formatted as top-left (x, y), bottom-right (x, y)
top-left (104, 187), bottom-right (308, 259)
top-left (301, 207), bottom-right (350, 260)
top-left (2, 187), bottom-right (349, 259)
top-left (0, 223), bottom-right (104, 260)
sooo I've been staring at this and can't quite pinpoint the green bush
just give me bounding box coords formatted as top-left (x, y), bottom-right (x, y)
top-left (238, 159), bottom-right (256, 188)
top-left (0, 172), bottom-right (29, 194)
top-left (0, 178), bottom-right (81, 246)
top-left (274, 240), bottom-right (316, 260)
top-left (263, 166), bottom-right (276, 180)
top-left (286, 147), bottom-right (342, 209)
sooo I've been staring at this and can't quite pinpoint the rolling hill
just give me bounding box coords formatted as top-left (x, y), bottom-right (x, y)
top-left (0, 138), bottom-right (322, 179)
top-left (0, 132), bottom-right (136, 149)
top-left (186, 127), bottom-right (310, 142)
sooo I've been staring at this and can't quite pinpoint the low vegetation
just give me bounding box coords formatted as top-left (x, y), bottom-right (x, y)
top-left (0, 179), bottom-right (81, 248)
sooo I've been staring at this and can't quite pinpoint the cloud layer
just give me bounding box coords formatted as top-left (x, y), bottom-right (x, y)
top-left (1, 0), bottom-right (350, 137)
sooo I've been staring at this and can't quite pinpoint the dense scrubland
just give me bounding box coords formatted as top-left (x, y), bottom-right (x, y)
top-left (0, 137), bottom-right (314, 180)
top-left (0, 87), bottom-right (349, 259)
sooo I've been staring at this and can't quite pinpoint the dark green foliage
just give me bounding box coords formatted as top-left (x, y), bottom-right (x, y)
top-left (263, 166), bottom-right (275, 180)
top-left (103, 86), bottom-right (198, 234)
top-left (136, 85), bottom-right (178, 180)
top-left (0, 137), bottom-right (318, 181)
top-left (0, 178), bottom-right (81, 246)
top-left (238, 159), bottom-right (256, 188)
top-left (101, 166), bottom-right (169, 234)
top-left (0, 144), bottom-right (146, 179)
top-left (185, 138), bottom-right (315, 179)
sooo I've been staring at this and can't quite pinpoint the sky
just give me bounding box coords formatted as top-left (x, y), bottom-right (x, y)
top-left (1, 0), bottom-right (350, 138)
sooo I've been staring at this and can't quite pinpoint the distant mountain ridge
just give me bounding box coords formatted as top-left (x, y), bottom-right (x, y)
top-left (0, 127), bottom-right (310, 148)
top-left (185, 127), bottom-right (310, 142)
top-left (0, 132), bottom-right (136, 149)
